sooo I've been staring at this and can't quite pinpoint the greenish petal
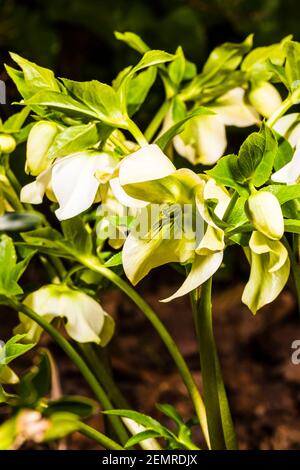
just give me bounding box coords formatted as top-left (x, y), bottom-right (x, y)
top-left (242, 232), bottom-right (290, 314)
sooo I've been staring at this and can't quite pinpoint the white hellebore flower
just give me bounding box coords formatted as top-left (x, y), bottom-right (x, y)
top-left (15, 284), bottom-right (115, 345)
top-left (248, 81), bottom-right (282, 119)
top-left (272, 113), bottom-right (300, 184)
top-left (21, 150), bottom-right (118, 220)
top-left (174, 87), bottom-right (259, 165)
top-left (111, 143), bottom-right (230, 302)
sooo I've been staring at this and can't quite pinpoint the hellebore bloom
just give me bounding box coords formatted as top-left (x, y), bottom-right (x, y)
top-left (173, 88), bottom-right (258, 165)
top-left (248, 81), bottom-right (282, 118)
top-left (111, 144), bottom-right (230, 301)
top-left (242, 231), bottom-right (290, 314)
top-left (15, 284), bottom-right (115, 344)
top-left (245, 191), bottom-right (284, 240)
top-left (272, 114), bottom-right (300, 184)
top-left (21, 150), bottom-right (118, 220)
top-left (25, 121), bottom-right (59, 176)
top-left (0, 134), bottom-right (16, 154)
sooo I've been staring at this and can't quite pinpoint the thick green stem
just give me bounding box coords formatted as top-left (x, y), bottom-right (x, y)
top-left (7, 299), bottom-right (129, 446)
top-left (145, 101), bottom-right (170, 142)
top-left (283, 236), bottom-right (300, 317)
top-left (127, 120), bottom-right (148, 147)
top-left (78, 422), bottom-right (124, 450)
top-left (108, 134), bottom-right (131, 155)
top-left (191, 279), bottom-right (237, 450)
top-left (80, 256), bottom-right (210, 448)
top-left (79, 343), bottom-right (130, 409)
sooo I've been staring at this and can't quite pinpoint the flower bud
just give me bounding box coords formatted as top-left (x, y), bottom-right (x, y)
top-left (248, 82), bottom-right (282, 118)
top-left (0, 134), bottom-right (16, 154)
top-left (245, 191), bottom-right (284, 240)
top-left (26, 121), bottom-right (59, 176)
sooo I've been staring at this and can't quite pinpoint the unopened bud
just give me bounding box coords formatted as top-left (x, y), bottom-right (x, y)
top-left (245, 191), bottom-right (284, 240)
top-left (248, 82), bottom-right (282, 118)
top-left (26, 121), bottom-right (59, 176)
top-left (0, 134), bottom-right (16, 154)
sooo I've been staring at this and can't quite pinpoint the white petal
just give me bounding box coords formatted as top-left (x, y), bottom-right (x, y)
top-left (212, 87), bottom-right (259, 127)
top-left (110, 177), bottom-right (148, 208)
top-left (161, 252), bottom-right (223, 302)
top-left (119, 144), bottom-right (175, 186)
top-left (52, 152), bottom-right (117, 220)
top-left (273, 113), bottom-right (300, 147)
top-left (20, 168), bottom-right (52, 204)
top-left (272, 142), bottom-right (300, 184)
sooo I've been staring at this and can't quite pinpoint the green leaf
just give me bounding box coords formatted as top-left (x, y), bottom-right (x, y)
top-left (0, 213), bottom-right (43, 232)
top-left (206, 155), bottom-right (249, 196)
top-left (114, 31), bottom-right (150, 54)
top-left (0, 334), bottom-right (34, 365)
top-left (233, 124), bottom-right (278, 186)
top-left (18, 351), bottom-right (52, 407)
top-left (48, 122), bottom-right (99, 159)
top-left (262, 184), bottom-right (300, 204)
top-left (0, 416), bottom-right (17, 450)
top-left (202, 35), bottom-right (253, 77)
top-left (8, 53), bottom-right (60, 97)
top-left (126, 67), bottom-right (157, 116)
top-left (61, 217), bottom-right (93, 255)
top-left (274, 134), bottom-right (293, 170)
top-left (132, 50), bottom-right (175, 74)
top-left (266, 61), bottom-right (289, 88)
top-left (168, 46), bottom-right (186, 87)
top-left (225, 196), bottom-right (248, 229)
top-left (25, 91), bottom-right (98, 119)
top-left (61, 79), bottom-right (126, 126)
top-left (0, 235), bottom-right (23, 297)
top-left (20, 228), bottom-right (70, 259)
top-left (242, 36), bottom-right (290, 78)
top-left (284, 219), bottom-right (300, 234)
top-left (104, 409), bottom-right (171, 437)
top-left (45, 396), bottom-right (97, 419)
top-left (156, 403), bottom-right (183, 426)
top-left (2, 107), bottom-right (30, 133)
top-left (43, 412), bottom-right (80, 441)
top-left (104, 252), bottom-right (123, 267)
top-left (155, 107), bottom-right (213, 150)
top-left (284, 40), bottom-right (300, 90)
top-left (125, 430), bottom-right (161, 448)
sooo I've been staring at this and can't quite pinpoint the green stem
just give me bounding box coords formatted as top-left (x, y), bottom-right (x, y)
top-left (109, 134), bottom-right (131, 155)
top-left (127, 120), bottom-right (148, 147)
top-left (80, 256), bottom-right (210, 448)
top-left (79, 343), bottom-right (130, 409)
top-left (3, 188), bottom-right (24, 212)
top-left (144, 101), bottom-right (170, 142)
top-left (266, 96), bottom-right (293, 128)
top-left (283, 236), bottom-right (300, 317)
top-left (78, 422), bottom-right (124, 450)
top-left (191, 279), bottom-right (237, 450)
top-left (222, 190), bottom-right (239, 222)
top-left (8, 299), bottom-right (129, 446)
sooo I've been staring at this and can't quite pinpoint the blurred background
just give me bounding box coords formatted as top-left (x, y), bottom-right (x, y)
top-left (1, 0), bottom-right (300, 450)
top-left (1, 0), bottom-right (300, 101)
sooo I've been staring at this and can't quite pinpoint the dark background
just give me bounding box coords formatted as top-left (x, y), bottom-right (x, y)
top-left (1, 0), bottom-right (300, 108)
top-left (1, 0), bottom-right (300, 450)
